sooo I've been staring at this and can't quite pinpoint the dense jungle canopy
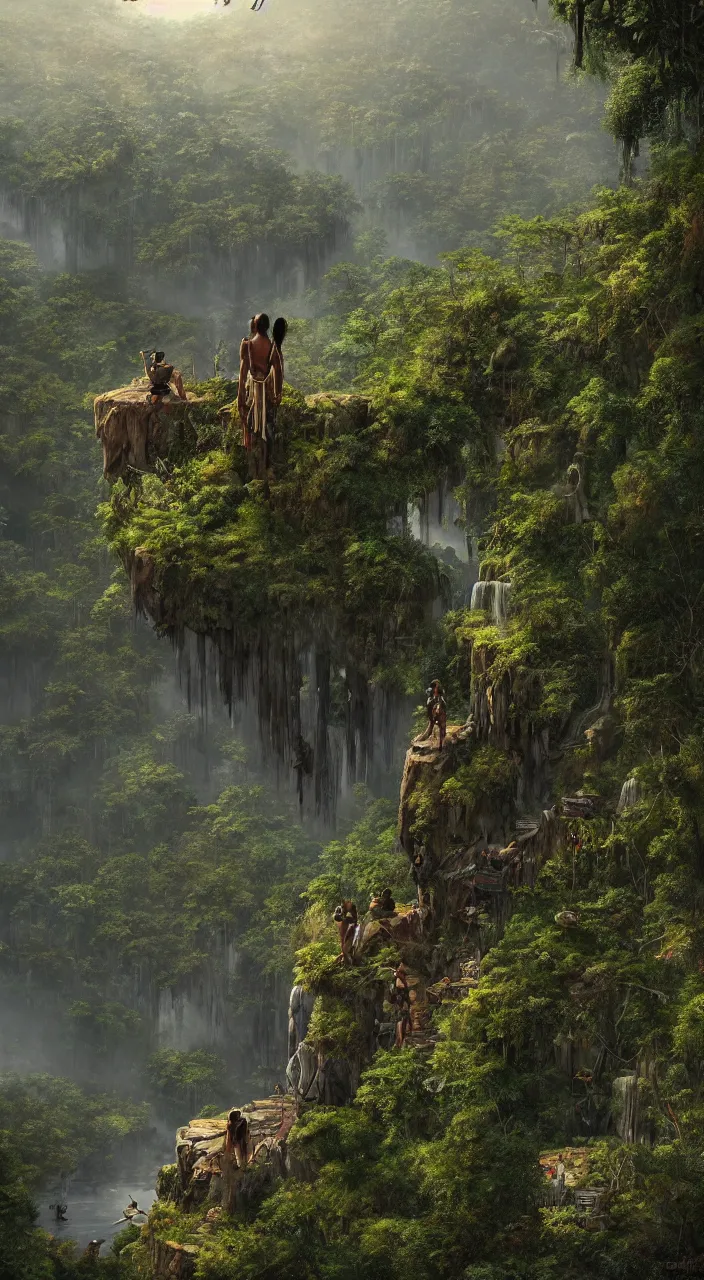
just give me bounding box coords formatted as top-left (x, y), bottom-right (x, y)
top-left (3, 0), bottom-right (704, 1277)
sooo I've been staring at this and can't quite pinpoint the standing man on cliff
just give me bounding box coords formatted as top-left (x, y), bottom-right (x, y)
top-left (237, 313), bottom-right (284, 470)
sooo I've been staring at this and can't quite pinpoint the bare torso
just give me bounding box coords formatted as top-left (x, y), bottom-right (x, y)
top-left (248, 332), bottom-right (273, 377)
top-left (237, 332), bottom-right (283, 424)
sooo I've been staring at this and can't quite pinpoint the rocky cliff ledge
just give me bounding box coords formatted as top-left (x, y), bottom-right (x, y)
top-left (98, 382), bottom-right (439, 818)
top-left (147, 1093), bottom-right (298, 1278)
top-left (94, 380), bottom-right (204, 482)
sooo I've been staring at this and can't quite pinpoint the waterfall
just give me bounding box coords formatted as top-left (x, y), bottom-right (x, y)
top-left (410, 480), bottom-right (470, 564)
top-left (470, 580), bottom-right (512, 627)
top-left (616, 776), bottom-right (644, 814)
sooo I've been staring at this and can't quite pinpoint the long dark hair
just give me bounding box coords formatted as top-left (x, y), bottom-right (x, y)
top-left (272, 317), bottom-right (287, 351)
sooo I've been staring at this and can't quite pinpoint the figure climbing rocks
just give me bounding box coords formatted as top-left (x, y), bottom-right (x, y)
top-left (392, 962), bottom-right (411, 1047)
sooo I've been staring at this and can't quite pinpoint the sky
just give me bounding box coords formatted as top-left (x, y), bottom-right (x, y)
top-left (118, 0), bottom-right (247, 19)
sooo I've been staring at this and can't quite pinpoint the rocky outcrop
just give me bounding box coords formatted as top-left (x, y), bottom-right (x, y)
top-left (94, 381), bottom-right (202, 482)
top-left (285, 985), bottom-right (357, 1107)
top-left (397, 725), bottom-right (471, 855)
top-left (286, 1039), bottom-right (359, 1108)
top-left (100, 385), bottom-right (431, 819)
top-left (396, 704), bottom-right (563, 972)
top-left (288, 984), bottom-right (316, 1060)
top-left (300, 392), bottom-right (373, 437)
top-left (148, 1237), bottom-right (198, 1280)
top-left (129, 546), bottom-right (167, 624)
top-left (171, 1096), bottom-right (296, 1214)
top-left (148, 1092), bottom-right (306, 1271)
top-left (285, 976), bottom-right (386, 1109)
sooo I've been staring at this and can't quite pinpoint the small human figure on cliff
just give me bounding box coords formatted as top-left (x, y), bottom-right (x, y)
top-left (420, 679), bottom-right (447, 749)
top-left (141, 351), bottom-right (188, 404)
top-left (237, 313), bottom-right (284, 468)
top-left (568, 829), bottom-right (583, 854)
top-left (392, 962), bottom-right (412, 1047)
top-left (411, 846), bottom-right (428, 893)
top-left (368, 887), bottom-right (396, 919)
top-left (225, 1109), bottom-right (250, 1169)
top-left (333, 900), bottom-right (358, 963)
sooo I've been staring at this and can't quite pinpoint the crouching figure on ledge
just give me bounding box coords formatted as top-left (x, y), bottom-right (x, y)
top-left (420, 678), bottom-right (447, 749)
top-left (141, 350), bottom-right (188, 405)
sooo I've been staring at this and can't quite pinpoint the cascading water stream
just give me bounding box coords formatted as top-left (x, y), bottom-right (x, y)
top-left (616, 776), bottom-right (644, 814)
top-left (470, 579), bottom-right (512, 627)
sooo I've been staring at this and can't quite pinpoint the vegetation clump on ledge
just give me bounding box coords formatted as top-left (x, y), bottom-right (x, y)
top-left (100, 383), bottom-right (445, 816)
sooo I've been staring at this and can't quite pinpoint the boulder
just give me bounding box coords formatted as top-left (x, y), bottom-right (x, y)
top-left (288, 984), bottom-right (316, 1058)
top-left (286, 1041), bottom-right (319, 1102)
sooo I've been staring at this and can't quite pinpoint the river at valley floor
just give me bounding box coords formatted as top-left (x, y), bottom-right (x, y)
top-left (38, 1170), bottom-right (163, 1253)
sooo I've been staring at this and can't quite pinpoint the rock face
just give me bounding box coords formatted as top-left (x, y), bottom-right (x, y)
top-left (100, 384), bottom-right (424, 821)
top-left (300, 393), bottom-right (373, 437)
top-left (286, 1039), bottom-right (358, 1107)
top-left (148, 1238), bottom-right (198, 1280)
top-left (288, 984), bottom-right (316, 1059)
top-left (285, 980), bottom-right (382, 1109)
top-left (94, 381), bottom-right (202, 482)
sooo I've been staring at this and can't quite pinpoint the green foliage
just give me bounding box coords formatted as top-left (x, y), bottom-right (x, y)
top-left (0, 1074), bottom-right (149, 1187)
top-left (162, 80), bottom-right (704, 1280)
top-left (5, 4), bottom-right (704, 1278)
top-left (0, 1134), bottom-right (53, 1280)
top-left (552, 0), bottom-right (704, 158)
top-left (310, 799), bottom-right (412, 913)
top-left (155, 1165), bottom-right (180, 1204)
top-left (305, 995), bottom-right (365, 1058)
top-left (0, 0), bottom-right (615, 312)
top-left (146, 1050), bottom-right (226, 1115)
top-left (292, 938), bottom-right (340, 992)
top-left (439, 745), bottom-right (516, 811)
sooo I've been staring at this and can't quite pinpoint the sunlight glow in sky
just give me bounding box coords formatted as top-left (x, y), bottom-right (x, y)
top-left (119, 0), bottom-right (236, 21)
